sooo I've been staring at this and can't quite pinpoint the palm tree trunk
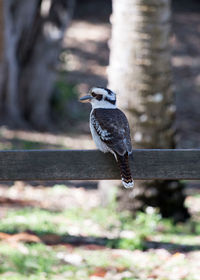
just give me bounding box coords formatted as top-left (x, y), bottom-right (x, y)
top-left (109, 0), bottom-right (189, 221)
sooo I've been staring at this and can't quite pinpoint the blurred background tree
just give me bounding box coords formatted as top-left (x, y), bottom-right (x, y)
top-left (0, 0), bottom-right (4, 94)
top-left (0, 0), bottom-right (75, 130)
top-left (108, 0), bottom-right (190, 221)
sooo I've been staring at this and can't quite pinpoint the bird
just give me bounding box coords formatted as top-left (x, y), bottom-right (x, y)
top-left (80, 86), bottom-right (134, 188)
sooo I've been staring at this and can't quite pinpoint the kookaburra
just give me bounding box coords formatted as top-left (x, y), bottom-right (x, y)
top-left (80, 87), bottom-right (134, 188)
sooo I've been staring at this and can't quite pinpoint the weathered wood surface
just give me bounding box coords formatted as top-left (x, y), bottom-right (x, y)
top-left (0, 149), bottom-right (199, 181)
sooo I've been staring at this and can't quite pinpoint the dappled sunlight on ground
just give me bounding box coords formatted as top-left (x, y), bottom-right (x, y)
top-left (0, 126), bottom-right (95, 150)
top-left (0, 183), bottom-right (100, 212)
top-left (0, 183), bottom-right (200, 279)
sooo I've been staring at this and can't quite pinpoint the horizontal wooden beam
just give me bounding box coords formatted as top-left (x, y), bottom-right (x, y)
top-left (0, 149), bottom-right (199, 181)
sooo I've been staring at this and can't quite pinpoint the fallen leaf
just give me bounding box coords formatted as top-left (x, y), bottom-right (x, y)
top-left (0, 232), bottom-right (11, 239)
top-left (90, 267), bottom-right (108, 277)
top-left (0, 232), bottom-right (41, 243)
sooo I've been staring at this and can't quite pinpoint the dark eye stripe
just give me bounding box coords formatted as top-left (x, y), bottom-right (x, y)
top-left (106, 89), bottom-right (113, 95)
top-left (91, 92), bottom-right (97, 97)
top-left (96, 94), bottom-right (103, 101)
top-left (105, 97), bottom-right (116, 105)
top-left (92, 92), bottom-right (103, 101)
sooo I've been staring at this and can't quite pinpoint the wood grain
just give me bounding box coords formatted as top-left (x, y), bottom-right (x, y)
top-left (0, 149), bottom-right (199, 181)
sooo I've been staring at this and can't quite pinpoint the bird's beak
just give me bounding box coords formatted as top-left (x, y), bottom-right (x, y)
top-left (79, 94), bottom-right (93, 103)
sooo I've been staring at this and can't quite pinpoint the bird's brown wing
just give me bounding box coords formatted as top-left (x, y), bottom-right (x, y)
top-left (91, 108), bottom-right (132, 156)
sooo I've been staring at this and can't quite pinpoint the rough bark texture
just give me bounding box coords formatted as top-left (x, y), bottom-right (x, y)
top-left (1, 0), bottom-right (75, 129)
top-left (108, 0), bottom-right (189, 221)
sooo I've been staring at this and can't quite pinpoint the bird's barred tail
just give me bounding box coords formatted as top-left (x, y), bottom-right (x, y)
top-left (116, 153), bottom-right (134, 188)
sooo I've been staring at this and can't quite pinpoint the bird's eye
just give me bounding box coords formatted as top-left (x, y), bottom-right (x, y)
top-left (96, 94), bottom-right (103, 101)
top-left (91, 92), bottom-right (97, 97)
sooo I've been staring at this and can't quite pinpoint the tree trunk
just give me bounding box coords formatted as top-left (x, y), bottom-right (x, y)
top-left (109, 0), bottom-right (189, 221)
top-left (0, 0), bottom-right (4, 61)
top-left (1, 0), bottom-right (75, 129)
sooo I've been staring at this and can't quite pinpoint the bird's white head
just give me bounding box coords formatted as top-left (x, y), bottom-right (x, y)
top-left (80, 87), bottom-right (116, 109)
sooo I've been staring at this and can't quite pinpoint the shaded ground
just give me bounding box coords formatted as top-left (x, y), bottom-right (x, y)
top-left (1, 184), bottom-right (200, 279)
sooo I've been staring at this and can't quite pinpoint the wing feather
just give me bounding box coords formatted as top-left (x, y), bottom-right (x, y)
top-left (91, 108), bottom-right (132, 156)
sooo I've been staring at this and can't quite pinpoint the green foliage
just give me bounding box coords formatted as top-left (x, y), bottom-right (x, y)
top-left (0, 208), bottom-right (60, 235)
top-left (17, 140), bottom-right (43, 150)
top-left (0, 243), bottom-right (56, 275)
top-left (51, 80), bottom-right (81, 121)
top-left (54, 80), bottom-right (77, 105)
top-left (0, 203), bottom-right (198, 252)
top-left (51, 79), bottom-right (89, 126)
top-left (114, 236), bottom-right (143, 250)
top-left (0, 187), bottom-right (200, 279)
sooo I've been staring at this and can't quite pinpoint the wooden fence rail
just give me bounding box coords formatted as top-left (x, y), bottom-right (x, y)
top-left (0, 149), bottom-right (199, 181)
